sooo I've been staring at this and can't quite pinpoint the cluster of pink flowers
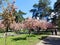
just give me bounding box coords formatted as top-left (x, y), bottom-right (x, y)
top-left (10, 21), bottom-right (21, 30)
top-left (0, 18), bottom-right (55, 31)
top-left (0, 20), bottom-right (6, 30)
top-left (0, 20), bottom-right (22, 31)
top-left (22, 18), bottom-right (55, 30)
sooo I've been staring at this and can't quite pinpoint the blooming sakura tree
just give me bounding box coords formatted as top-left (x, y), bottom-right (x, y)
top-left (10, 21), bottom-right (21, 31)
top-left (0, 17), bottom-right (55, 33)
top-left (1, 0), bottom-right (20, 31)
top-left (0, 0), bottom-right (22, 45)
top-left (22, 18), bottom-right (56, 32)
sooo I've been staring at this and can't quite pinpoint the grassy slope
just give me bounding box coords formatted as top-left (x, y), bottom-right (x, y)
top-left (0, 30), bottom-right (48, 45)
top-left (0, 34), bottom-right (48, 45)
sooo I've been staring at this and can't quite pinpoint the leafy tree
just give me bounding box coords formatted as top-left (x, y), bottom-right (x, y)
top-left (13, 10), bottom-right (26, 22)
top-left (0, 0), bottom-right (22, 45)
top-left (30, 0), bottom-right (52, 19)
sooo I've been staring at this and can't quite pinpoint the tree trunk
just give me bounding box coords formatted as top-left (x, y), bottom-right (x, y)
top-left (55, 29), bottom-right (57, 35)
top-left (29, 30), bottom-right (31, 36)
top-left (4, 25), bottom-right (8, 45)
top-left (37, 27), bottom-right (40, 34)
top-left (4, 32), bottom-right (7, 45)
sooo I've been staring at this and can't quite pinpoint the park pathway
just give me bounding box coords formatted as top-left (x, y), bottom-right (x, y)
top-left (36, 32), bottom-right (60, 45)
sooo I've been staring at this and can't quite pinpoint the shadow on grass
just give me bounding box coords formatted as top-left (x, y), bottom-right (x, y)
top-left (27, 34), bottom-right (36, 37)
top-left (12, 34), bottom-right (36, 41)
top-left (38, 36), bottom-right (47, 40)
top-left (12, 37), bottom-right (27, 41)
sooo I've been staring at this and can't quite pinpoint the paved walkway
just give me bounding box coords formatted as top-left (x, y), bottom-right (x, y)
top-left (36, 32), bottom-right (60, 45)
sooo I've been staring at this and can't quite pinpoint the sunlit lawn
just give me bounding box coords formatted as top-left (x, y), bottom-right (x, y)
top-left (0, 33), bottom-right (48, 45)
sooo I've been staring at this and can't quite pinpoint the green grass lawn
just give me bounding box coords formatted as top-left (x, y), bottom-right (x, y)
top-left (0, 33), bottom-right (48, 45)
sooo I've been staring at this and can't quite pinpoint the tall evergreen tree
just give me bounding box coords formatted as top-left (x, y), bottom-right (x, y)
top-left (13, 10), bottom-right (26, 22)
top-left (30, 0), bottom-right (52, 19)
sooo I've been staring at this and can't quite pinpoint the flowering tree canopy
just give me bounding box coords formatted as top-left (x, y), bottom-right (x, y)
top-left (22, 18), bottom-right (56, 30)
top-left (0, 17), bottom-right (56, 31)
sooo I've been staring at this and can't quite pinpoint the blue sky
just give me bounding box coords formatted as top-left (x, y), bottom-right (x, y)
top-left (15, 0), bottom-right (57, 18)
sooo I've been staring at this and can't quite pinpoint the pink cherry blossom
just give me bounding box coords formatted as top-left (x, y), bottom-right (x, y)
top-left (10, 21), bottom-right (21, 30)
top-left (0, 20), bottom-right (6, 30)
